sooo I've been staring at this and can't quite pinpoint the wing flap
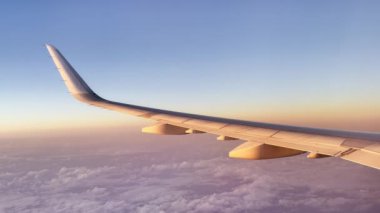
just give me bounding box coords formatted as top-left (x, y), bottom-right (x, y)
top-left (183, 119), bottom-right (227, 130)
top-left (265, 138), bottom-right (344, 156)
top-left (150, 114), bottom-right (190, 123)
top-left (341, 146), bottom-right (380, 169)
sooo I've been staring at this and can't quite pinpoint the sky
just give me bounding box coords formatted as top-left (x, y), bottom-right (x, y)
top-left (1, 1), bottom-right (380, 212)
top-left (1, 0), bottom-right (380, 134)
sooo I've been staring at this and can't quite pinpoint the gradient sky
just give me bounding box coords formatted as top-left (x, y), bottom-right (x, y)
top-left (2, 0), bottom-right (380, 135)
top-left (1, 2), bottom-right (380, 212)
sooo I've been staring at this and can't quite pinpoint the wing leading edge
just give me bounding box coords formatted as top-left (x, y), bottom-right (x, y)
top-left (46, 44), bottom-right (380, 170)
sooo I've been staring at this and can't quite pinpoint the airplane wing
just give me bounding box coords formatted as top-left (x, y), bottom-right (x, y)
top-left (46, 44), bottom-right (380, 170)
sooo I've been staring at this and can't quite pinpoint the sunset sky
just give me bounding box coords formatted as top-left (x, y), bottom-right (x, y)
top-left (2, 0), bottom-right (380, 135)
top-left (1, 1), bottom-right (380, 212)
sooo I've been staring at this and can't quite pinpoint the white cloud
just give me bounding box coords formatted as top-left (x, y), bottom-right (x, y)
top-left (0, 138), bottom-right (379, 213)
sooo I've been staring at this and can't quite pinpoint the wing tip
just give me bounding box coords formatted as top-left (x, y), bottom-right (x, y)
top-left (46, 44), bottom-right (103, 103)
top-left (45, 43), bottom-right (56, 51)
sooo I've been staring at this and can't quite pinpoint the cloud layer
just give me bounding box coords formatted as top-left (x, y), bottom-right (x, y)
top-left (0, 134), bottom-right (379, 213)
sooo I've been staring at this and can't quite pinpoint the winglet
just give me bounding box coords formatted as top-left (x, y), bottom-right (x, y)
top-left (46, 44), bottom-right (102, 103)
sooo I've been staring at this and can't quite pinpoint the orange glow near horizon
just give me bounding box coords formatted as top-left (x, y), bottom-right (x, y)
top-left (2, 99), bottom-right (380, 139)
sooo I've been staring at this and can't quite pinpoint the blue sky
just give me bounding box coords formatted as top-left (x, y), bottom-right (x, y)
top-left (2, 1), bottom-right (380, 134)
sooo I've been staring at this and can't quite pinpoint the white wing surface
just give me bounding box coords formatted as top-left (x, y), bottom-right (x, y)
top-left (46, 44), bottom-right (380, 170)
